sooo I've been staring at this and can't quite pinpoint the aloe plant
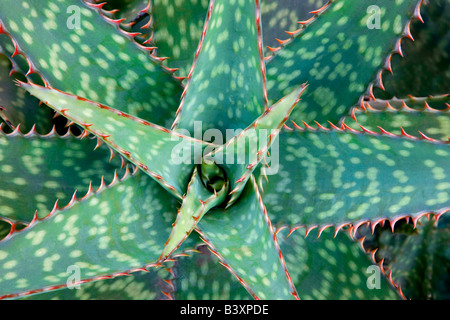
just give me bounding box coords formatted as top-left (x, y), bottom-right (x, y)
top-left (0, 0), bottom-right (448, 300)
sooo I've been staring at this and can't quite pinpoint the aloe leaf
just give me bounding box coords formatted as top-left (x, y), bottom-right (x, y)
top-left (0, 33), bottom-right (31, 77)
top-left (0, 0), bottom-right (182, 127)
top-left (19, 268), bottom-right (173, 300)
top-left (362, 213), bottom-right (450, 299)
top-left (99, 0), bottom-right (150, 22)
top-left (0, 218), bottom-right (14, 240)
top-left (260, 128), bottom-right (450, 230)
top-left (0, 170), bottom-right (188, 299)
top-left (343, 96), bottom-right (450, 142)
top-left (19, 81), bottom-right (209, 199)
top-left (207, 85), bottom-right (305, 205)
top-left (265, 0), bottom-right (422, 125)
top-left (0, 127), bottom-right (125, 222)
top-left (172, 0), bottom-right (267, 136)
top-left (170, 245), bottom-right (252, 300)
top-left (261, 0), bottom-right (327, 54)
top-left (159, 165), bottom-right (227, 262)
top-left (277, 226), bottom-right (401, 299)
top-left (374, 0), bottom-right (450, 99)
top-left (150, 0), bottom-right (210, 78)
top-left (0, 55), bottom-right (53, 133)
top-left (197, 175), bottom-right (297, 300)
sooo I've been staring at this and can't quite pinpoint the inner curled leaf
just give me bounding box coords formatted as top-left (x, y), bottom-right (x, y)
top-left (199, 157), bottom-right (229, 196)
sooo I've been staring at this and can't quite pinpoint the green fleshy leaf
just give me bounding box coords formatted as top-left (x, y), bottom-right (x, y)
top-left (20, 268), bottom-right (173, 300)
top-left (260, 129), bottom-right (450, 228)
top-left (266, 0), bottom-right (421, 124)
top-left (343, 96), bottom-right (450, 142)
top-left (0, 128), bottom-right (125, 222)
top-left (198, 176), bottom-right (296, 300)
top-left (171, 245), bottom-right (252, 300)
top-left (0, 170), bottom-right (184, 299)
top-left (0, 55), bottom-right (53, 133)
top-left (150, 0), bottom-right (210, 78)
top-left (0, 0), bottom-right (182, 127)
top-left (172, 0), bottom-right (267, 136)
top-left (0, 219), bottom-right (11, 240)
top-left (159, 165), bottom-right (227, 262)
top-left (374, 0), bottom-right (450, 99)
top-left (208, 85), bottom-right (305, 204)
top-left (277, 227), bottom-right (401, 299)
top-left (20, 82), bottom-right (209, 199)
top-left (261, 0), bottom-right (327, 54)
top-left (100, 0), bottom-right (150, 22)
top-left (362, 213), bottom-right (450, 299)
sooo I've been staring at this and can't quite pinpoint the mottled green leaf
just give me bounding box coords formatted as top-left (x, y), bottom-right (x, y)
top-left (0, 0), bottom-right (182, 127)
top-left (100, 0), bottom-right (150, 22)
top-left (362, 213), bottom-right (450, 299)
top-left (260, 129), bottom-right (450, 228)
top-left (20, 82), bottom-right (209, 199)
top-left (172, 0), bottom-right (267, 136)
top-left (374, 0), bottom-right (450, 99)
top-left (0, 170), bottom-right (183, 299)
top-left (0, 129), bottom-right (125, 222)
top-left (266, 0), bottom-right (421, 124)
top-left (20, 268), bottom-right (173, 300)
top-left (277, 226), bottom-right (401, 299)
top-left (197, 176), bottom-right (296, 300)
top-left (343, 96), bottom-right (450, 142)
top-left (171, 245), bottom-right (252, 300)
top-left (150, 0), bottom-right (210, 78)
top-left (0, 55), bottom-right (53, 133)
top-left (208, 85), bottom-right (305, 204)
top-left (261, 0), bottom-right (327, 54)
top-left (0, 219), bottom-right (11, 240)
top-left (159, 166), bottom-right (227, 262)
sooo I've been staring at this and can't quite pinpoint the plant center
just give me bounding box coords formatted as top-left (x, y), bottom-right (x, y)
top-left (199, 157), bottom-right (228, 196)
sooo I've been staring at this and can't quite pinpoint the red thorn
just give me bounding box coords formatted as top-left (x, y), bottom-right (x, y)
top-left (309, 2), bottom-right (329, 14)
top-left (275, 38), bottom-right (290, 45)
top-left (351, 108), bottom-right (357, 122)
top-left (417, 131), bottom-right (433, 141)
top-left (85, 1), bottom-right (106, 9)
top-left (377, 126), bottom-right (396, 137)
top-left (328, 121), bottom-right (342, 131)
top-left (400, 127), bottom-right (415, 139)
top-left (394, 38), bottom-right (403, 57)
top-left (301, 121), bottom-right (314, 131)
top-left (403, 21), bottom-right (414, 41)
top-left (285, 29), bottom-right (301, 37)
top-left (414, 1), bottom-right (424, 23)
top-left (317, 225), bottom-right (331, 238)
top-left (298, 16), bottom-right (315, 25)
top-left (79, 130), bottom-right (90, 139)
top-left (266, 46), bottom-right (280, 53)
top-left (314, 121), bottom-right (328, 130)
top-left (384, 56), bottom-right (393, 76)
top-left (368, 84), bottom-right (376, 100)
top-left (304, 226), bottom-right (317, 238)
top-left (341, 122), bottom-right (360, 133)
top-left (25, 62), bottom-right (36, 77)
top-left (384, 101), bottom-right (395, 111)
top-left (359, 124), bottom-right (378, 135)
top-left (377, 71), bottom-right (385, 91)
top-left (11, 43), bottom-right (21, 57)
